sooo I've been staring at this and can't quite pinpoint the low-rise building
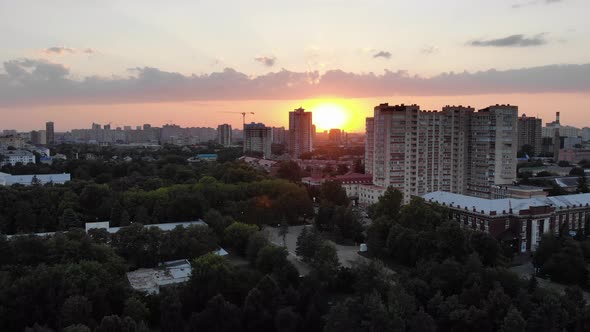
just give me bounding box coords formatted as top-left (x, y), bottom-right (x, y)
top-left (0, 149), bottom-right (35, 166)
top-left (302, 172), bottom-right (373, 200)
top-left (0, 172), bottom-right (71, 186)
top-left (0, 136), bottom-right (25, 149)
top-left (491, 185), bottom-right (548, 199)
top-left (127, 259), bottom-right (193, 294)
top-left (423, 191), bottom-right (590, 253)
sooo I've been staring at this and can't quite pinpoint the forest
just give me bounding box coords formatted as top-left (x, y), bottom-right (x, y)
top-left (1, 145), bottom-right (590, 331)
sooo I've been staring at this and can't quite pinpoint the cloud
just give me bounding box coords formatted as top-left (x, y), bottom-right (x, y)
top-left (468, 34), bottom-right (547, 47)
top-left (0, 58), bottom-right (589, 107)
top-left (43, 47), bottom-right (98, 56)
top-left (512, 0), bottom-right (563, 8)
top-left (44, 47), bottom-right (75, 55)
top-left (373, 51), bottom-right (392, 59)
top-left (254, 56), bottom-right (276, 67)
top-left (421, 46), bottom-right (439, 55)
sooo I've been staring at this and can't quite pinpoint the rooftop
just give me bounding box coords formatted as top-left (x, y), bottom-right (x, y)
top-left (86, 220), bottom-right (207, 234)
top-left (127, 259), bottom-right (192, 294)
top-left (423, 191), bottom-right (590, 216)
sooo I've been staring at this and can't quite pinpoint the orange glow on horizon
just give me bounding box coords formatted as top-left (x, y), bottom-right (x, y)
top-left (304, 98), bottom-right (364, 132)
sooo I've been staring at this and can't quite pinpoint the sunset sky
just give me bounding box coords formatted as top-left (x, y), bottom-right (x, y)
top-left (1, 0), bottom-right (589, 132)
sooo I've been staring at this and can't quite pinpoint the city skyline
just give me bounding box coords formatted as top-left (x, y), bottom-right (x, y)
top-left (1, 0), bottom-right (589, 131)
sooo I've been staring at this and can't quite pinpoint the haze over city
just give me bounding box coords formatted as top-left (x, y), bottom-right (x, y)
top-left (1, 0), bottom-right (589, 131)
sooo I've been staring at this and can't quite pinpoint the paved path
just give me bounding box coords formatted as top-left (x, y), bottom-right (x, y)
top-left (264, 225), bottom-right (371, 275)
top-left (509, 262), bottom-right (590, 302)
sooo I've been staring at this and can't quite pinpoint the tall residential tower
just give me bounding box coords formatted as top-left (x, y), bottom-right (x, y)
top-left (288, 107), bottom-right (313, 158)
top-left (364, 103), bottom-right (518, 202)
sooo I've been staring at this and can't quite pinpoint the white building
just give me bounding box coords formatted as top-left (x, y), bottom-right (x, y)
top-left (0, 172), bottom-right (71, 186)
top-left (127, 259), bottom-right (193, 294)
top-left (0, 149), bottom-right (35, 166)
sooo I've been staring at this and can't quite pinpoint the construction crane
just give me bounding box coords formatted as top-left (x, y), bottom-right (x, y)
top-left (219, 112), bottom-right (255, 129)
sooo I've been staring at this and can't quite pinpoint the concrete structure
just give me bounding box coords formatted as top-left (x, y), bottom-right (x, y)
top-left (289, 107), bottom-right (313, 157)
top-left (0, 149), bottom-right (35, 166)
top-left (559, 149), bottom-right (590, 163)
top-left (85, 220), bottom-right (207, 234)
top-left (244, 122), bottom-right (272, 158)
top-left (328, 129), bottom-right (343, 145)
top-left (217, 124), bottom-right (233, 147)
top-left (517, 114), bottom-right (542, 156)
top-left (272, 126), bottom-right (287, 145)
top-left (127, 259), bottom-right (192, 294)
top-left (491, 184), bottom-right (548, 199)
top-left (302, 172), bottom-right (373, 200)
top-left (467, 105), bottom-right (519, 198)
top-left (238, 156), bottom-right (278, 173)
top-left (45, 122), bottom-right (55, 145)
top-left (0, 172), bottom-right (70, 186)
top-left (424, 191), bottom-right (590, 253)
top-left (363, 103), bottom-right (518, 203)
top-left (0, 136), bottom-right (25, 149)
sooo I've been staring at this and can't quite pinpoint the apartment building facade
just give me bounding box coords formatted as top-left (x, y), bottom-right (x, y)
top-left (288, 107), bottom-right (313, 157)
top-left (363, 103), bottom-right (518, 203)
top-left (244, 122), bottom-right (272, 159)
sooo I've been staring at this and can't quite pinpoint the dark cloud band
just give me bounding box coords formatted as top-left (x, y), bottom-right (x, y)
top-left (0, 59), bottom-right (588, 107)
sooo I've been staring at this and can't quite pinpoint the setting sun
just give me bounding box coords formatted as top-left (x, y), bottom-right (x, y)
top-left (306, 100), bottom-right (352, 132)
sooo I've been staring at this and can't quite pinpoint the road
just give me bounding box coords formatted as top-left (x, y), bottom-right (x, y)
top-left (264, 225), bottom-right (370, 275)
top-left (509, 262), bottom-right (590, 302)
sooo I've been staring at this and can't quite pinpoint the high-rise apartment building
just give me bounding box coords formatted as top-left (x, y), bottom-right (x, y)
top-left (217, 124), bottom-right (233, 147)
top-left (467, 105), bottom-right (518, 198)
top-left (30, 130), bottom-right (41, 145)
top-left (45, 122), bottom-right (55, 145)
top-left (289, 108), bottom-right (313, 157)
top-left (517, 114), bottom-right (542, 156)
top-left (244, 122), bottom-right (272, 159)
top-left (272, 127), bottom-right (287, 145)
top-left (364, 103), bottom-right (518, 203)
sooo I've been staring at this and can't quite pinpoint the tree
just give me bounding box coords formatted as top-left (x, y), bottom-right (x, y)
top-left (61, 295), bottom-right (92, 328)
top-left (256, 245), bottom-right (289, 274)
top-left (31, 175), bottom-right (41, 186)
top-left (275, 307), bottom-right (301, 332)
top-left (368, 187), bottom-right (402, 220)
top-left (110, 201), bottom-right (123, 226)
top-left (296, 227), bottom-right (322, 262)
top-left (63, 325), bottom-right (91, 332)
top-left (187, 295), bottom-right (242, 332)
top-left (311, 241), bottom-right (340, 281)
top-left (324, 293), bottom-right (393, 332)
top-left (120, 209), bottom-right (131, 227)
top-left (246, 232), bottom-right (270, 265)
top-left (224, 222), bottom-right (258, 256)
top-left (408, 308), bottom-right (436, 332)
top-left (60, 208), bottom-right (81, 229)
top-left (570, 167), bottom-right (586, 176)
top-left (519, 144), bottom-right (535, 158)
top-left (577, 175), bottom-right (589, 193)
top-left (319, 181), bottom-right (349, 206)
top-left (204, 209), bottom-right (233, 238)
top-left (278, 221), bottom-right (289, 247)
top-left (276, 161), bottom-right (303, 182)
top-left (352, 159), bottom-right (364, 173)
top-left (124, 297), bottom-right (150, 323)
top-left (134, 206), bottom-right (151, 225)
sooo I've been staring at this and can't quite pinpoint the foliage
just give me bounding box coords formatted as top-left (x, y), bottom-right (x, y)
top-left (224, 222), bottom-right (258, 256)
